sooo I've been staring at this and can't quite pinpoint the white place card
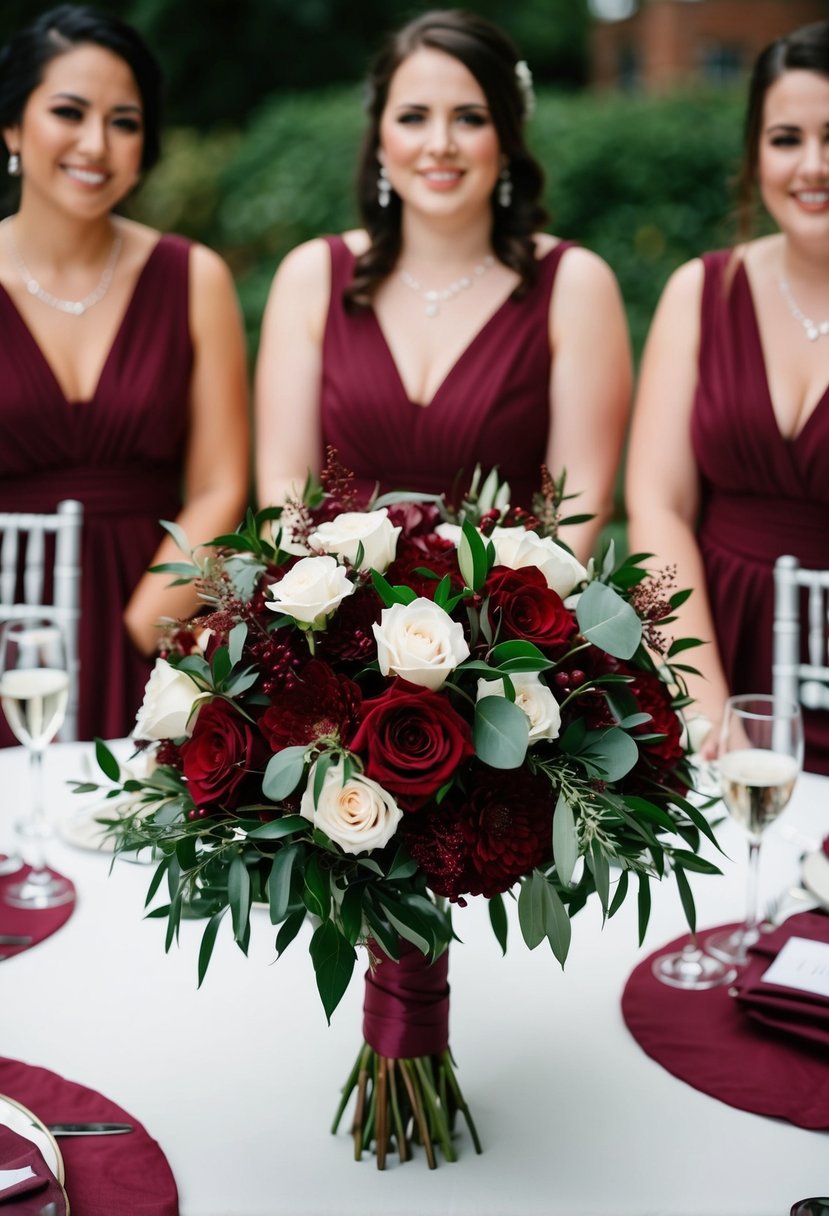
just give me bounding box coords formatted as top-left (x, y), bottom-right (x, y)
top-left (761, 936), bottom-right (829, 998)
top-left (0, 1165), bottom-right (36, 1193)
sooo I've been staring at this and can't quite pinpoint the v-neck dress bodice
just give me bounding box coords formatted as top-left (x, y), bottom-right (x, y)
top-left (691, 249), bottom-right (829, 773)
top-left (0, 233), bottom-right (193, 742)
top-left (321, 235), bottom-right (573, 509)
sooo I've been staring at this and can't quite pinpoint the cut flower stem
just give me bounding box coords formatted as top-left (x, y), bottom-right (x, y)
top-left (333, 1043), bottom-right (481, 1168)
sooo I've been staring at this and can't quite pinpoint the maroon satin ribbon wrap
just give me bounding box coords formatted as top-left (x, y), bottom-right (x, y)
top-left (363, 941), bottom-right (450, 1059)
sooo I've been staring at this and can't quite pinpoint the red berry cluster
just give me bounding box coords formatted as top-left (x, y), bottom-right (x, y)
top-left (246, 630), bottom-right (304, 695)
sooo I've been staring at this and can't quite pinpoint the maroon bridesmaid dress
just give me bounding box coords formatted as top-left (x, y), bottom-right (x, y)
top-left (0, 234), bottom-right (193, 742)
top-left (692, 250), bottom-right (829, 774)
top-left (320, 235), bottom-right (573, 510)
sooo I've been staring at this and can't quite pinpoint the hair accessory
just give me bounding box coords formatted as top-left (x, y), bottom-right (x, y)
top-left (779, 276), bottom-right (829, 341)
top-left (7, 153), bottom-right (20, 177)
top-left (497, 167), bottom-right (513, 209)
top-left (514, 60), bottom-right (535, 119)
top-left (3, 218), bottom-right (123, 316)
top-left (400, 255), bottom-right (495, 318)
top-left (377, 165), bottom-right (392, 209)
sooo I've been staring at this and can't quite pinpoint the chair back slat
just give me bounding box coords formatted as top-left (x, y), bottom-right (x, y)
top-left (0, 500), bottom-right (83, 740)
top-left (774, 555), bottom-right (829, 715)
top-left (0, 525), bottom-right (19, 606)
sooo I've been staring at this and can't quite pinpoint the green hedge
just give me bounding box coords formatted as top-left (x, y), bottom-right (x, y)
top-left (132, 83), bottom-right (747, 360)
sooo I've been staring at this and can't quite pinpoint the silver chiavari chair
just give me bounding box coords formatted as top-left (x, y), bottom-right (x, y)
top-left (773, 554), bottom-right (829, 714)
top-left (0, 499), bottom-right (83, 740)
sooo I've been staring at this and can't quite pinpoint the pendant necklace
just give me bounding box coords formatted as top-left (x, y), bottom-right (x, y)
top-left (400, 255), bottom-right (495, 318)
top-left (778, 274), bottom-right (829, 342)
top-left (3, 217), bottom-right (123, 317)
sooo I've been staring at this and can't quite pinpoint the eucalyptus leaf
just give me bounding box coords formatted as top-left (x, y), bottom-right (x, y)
top-left (576, 580), bottom-right (642, 660)
top-left (576, 726), bottom-right (639, 781)
top-left (542, 880), bottom-right (572, 967)
top-left (197, 907), bottom-right (228, 988)
top-left (473, 695), bottom-right (529, 769)
top-left (160, 519), bottom-right (193, 556)
top-left (262, 747), bottom-right (307, 801)
top-left (517, 872), bottom-right (546, 950)
top-left (267, 845), bottom-right (300, 923)
top-left (275, 909), bottom-right (306, 957)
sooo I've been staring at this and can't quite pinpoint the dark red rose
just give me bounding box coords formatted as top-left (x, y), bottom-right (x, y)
top-left (181, 699), bottom-right (263, 809)
top-left (259, 659), bottom-right (361, 749)
top-left (485, 566), bottom-right (576, 653)
top-left (403, 766), bottom-right (554, 900)
top-left (349, 680), bottom-right (474, 810)
top-left (386, 534), bottom-right (460, 601)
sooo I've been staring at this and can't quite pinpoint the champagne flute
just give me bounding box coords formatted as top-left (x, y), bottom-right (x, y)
top-left (0, 618), bottom-right (73, 908)
top-left (706, 694), bottom-right (803, 967)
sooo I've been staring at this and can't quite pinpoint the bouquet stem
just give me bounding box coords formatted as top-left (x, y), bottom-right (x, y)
top-left (333, 1044), bottom-right (481, 1168)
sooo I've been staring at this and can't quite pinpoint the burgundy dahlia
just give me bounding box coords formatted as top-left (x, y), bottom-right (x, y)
top-left (259, 659), bottom-right (361, 749)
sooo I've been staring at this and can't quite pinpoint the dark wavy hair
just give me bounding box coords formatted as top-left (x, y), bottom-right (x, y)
top-left (737, 19), bottom-right (829, 238)
top-left (346, 8), bottom-right (548, 310)
top-left (0, 4), bottom-right (163, 174)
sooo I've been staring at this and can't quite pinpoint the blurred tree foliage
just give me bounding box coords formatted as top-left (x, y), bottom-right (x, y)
top-left (0, 0), bottom-right (589, 126)
top-left (132, 84), bottom-right (745, 361)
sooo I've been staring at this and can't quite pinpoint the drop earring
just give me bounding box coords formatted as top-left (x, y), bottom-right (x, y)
top-left (7, 153), bottom-right (21, 178)
top-left (377, 165), bottom-right (391, 208)
top-left (497, 167), bottom-right (512, 208)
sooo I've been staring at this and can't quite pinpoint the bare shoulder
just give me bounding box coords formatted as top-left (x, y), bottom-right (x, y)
top-left (187, 240), bottom-right (236, 293)
top-left (341, 228), bottom-right (370, 256)
top-left (554, 243), bottom-right (621, 298)
top-left (270, 236), bottom-right (333, 298)
top-left (656, 256), bottom-right (706, 316)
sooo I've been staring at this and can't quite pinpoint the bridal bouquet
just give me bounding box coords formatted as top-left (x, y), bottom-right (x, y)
top-left (86, 455), bottom-right (719, 1167)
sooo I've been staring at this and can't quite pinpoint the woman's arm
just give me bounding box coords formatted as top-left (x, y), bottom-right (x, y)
top-left (625, 257), bottom-right (730, 746)
top-left (254, 238), bottom-right (332, 508)
top-left (547, 246), bottom-right (632, 562)
top-left (123, 243), bottom-right (250, 655)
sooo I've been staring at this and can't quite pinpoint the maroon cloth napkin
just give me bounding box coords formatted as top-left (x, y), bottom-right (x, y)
top-left (621, 913), bottom-right (829, 1130)
top-left (0, 869), bottom-right (75, 957)
top-left (0, 1058), bottom-right (178, 1216)
top-left (734, 911), bottom-right (829, 1048)
top-left (0, 1125), bottom-right (66, 1212)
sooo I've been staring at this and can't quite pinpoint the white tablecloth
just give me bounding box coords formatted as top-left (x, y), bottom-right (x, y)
top-left (1, 741), bottom-right (827, 1216)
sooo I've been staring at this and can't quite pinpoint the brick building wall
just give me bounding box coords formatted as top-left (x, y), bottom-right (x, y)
top-left (592, 0), bottom-right (829, 91)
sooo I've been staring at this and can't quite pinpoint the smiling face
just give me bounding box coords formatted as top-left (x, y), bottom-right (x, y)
top-left (378, 47), bottom-right (502, 224)
top-left (3, 42), bottom-right (145, 220)
top-left (758, 68), bottom-right (829, 241)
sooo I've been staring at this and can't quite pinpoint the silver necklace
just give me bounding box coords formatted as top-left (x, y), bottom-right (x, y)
top-left (778, 275), bottom-right (829, 342)
top-left (400, 255), bottom-right (495, 318)
top-left (3, 218), bottom-right (123, 316)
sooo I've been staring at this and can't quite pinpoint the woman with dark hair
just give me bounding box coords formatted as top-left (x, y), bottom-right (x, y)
top-left (626, 20), bottom-right (829, 773)
top-left (0, 4), bottom-right (249, 741)
top-left (256, 8), bottom-right (630, 560)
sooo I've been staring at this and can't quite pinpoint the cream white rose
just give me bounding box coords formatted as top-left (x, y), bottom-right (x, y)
top-left (489, 527), bottom-right (587, 598)
top-left (265, 555), bottom-right (355, 626)
top-left (300, 760), bottom-right (402, 854)
top-left (133, 659), bottom-right (205, 741)
top-left (309, 508), bottom-right (401, 573)
top-left (373, 598), bottom-right (470, 691)
top-left (476, 673), bottom-right (561, 743)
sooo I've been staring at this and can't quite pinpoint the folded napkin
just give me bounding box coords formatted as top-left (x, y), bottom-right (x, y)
top-left (0, 1126), bottom-right (65, 1213)
top-left (734, 911), bottom-right (829, 1048)
top-left (0, 1058), bottom-right (179, 1216)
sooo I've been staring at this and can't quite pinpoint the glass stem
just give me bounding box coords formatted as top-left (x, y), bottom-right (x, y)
top-left (26, 747), bottom-right (48, 874)
top-left (742, 837), bottom-right (762, 958)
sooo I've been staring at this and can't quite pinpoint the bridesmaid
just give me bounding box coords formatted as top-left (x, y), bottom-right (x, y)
top-left (255, 8), bottom-right (631, 563)
top-left (626, 20), bottom-right (829, 773)
top-left (0, 5), bottom-right (249, 741)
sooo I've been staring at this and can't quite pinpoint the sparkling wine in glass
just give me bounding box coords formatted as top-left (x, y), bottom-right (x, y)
top-left (706, 694), bottom-right (803, 967)
top-left (0, 619), bottom-right (73, 908)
